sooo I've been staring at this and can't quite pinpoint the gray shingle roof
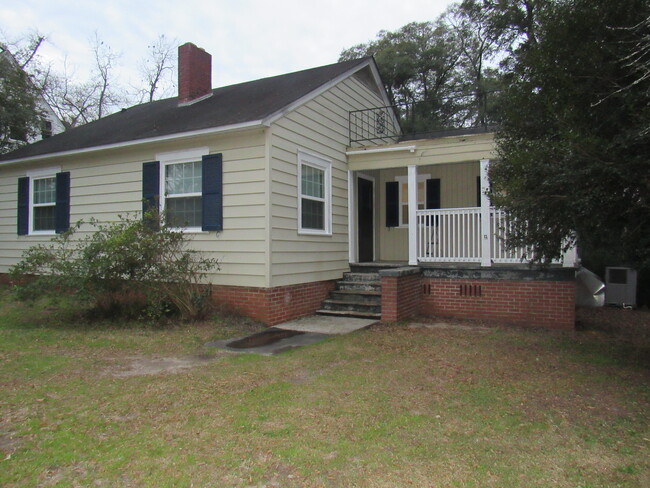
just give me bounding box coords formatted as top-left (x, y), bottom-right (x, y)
top-left (1, 57), bottom-right (371, 162)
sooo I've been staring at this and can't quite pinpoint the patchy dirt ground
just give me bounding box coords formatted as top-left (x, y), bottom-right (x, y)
top-left (103, 307), bottom-right (650, 377)
top-left (107, 354), bottom-right (222, 377)
top-left (577, 305), bottom-right (650, 332)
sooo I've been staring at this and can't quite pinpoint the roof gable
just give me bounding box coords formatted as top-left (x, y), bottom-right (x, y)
top-left (1, 57), bottom-right (380, 163)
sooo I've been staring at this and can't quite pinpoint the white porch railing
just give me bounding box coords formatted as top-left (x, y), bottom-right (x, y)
top-left (417, 207), bottom-right (537, 264)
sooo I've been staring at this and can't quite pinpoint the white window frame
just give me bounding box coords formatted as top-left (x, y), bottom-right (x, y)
top-left (297, 150), bottom-right (332, 236)
top-left (27, 166), bottom-right (60, 236)
top-left (156, 147), bottom-right (209, 232)
top-left (395, 173), bottom-right (430, 228)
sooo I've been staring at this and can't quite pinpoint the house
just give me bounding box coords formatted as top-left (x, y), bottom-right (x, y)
top-left (0, 46), bottom-right (65, 142)
top-left (0, 42), bottom-right (577, 329)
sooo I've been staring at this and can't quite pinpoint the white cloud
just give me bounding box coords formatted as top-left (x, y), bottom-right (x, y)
top-left (1, 0), bottom-right (457, 90)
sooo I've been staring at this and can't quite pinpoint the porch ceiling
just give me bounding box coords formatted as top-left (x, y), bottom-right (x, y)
top-left (346, 132), bottom-right (496, 171)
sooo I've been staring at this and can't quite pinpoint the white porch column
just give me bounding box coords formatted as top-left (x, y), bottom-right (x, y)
top-left (348, 170), bottom-right (357, 264)
top-left (480, 158), bottom-right (492, 267)
top-left (408, 165), bottom-right (418, 266)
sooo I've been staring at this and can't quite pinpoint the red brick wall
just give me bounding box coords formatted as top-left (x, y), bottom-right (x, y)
top-left (420, 278), bottom-right (576, 329)
top-left (381, 272), bottom-right (422, 322)
top-left (178, 43), bottom-right (212, 103)
top-left (211, 280), bottom-right (336, 325)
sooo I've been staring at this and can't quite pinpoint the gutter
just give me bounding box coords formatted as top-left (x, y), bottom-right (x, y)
top-left (0, 120), bottom-right (266, 166)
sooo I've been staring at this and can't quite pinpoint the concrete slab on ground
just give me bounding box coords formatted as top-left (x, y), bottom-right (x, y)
top-left (206, 315), bottom-right (377, 356)
top-left (207, 328), bottom-right (332, 356)
top-left (275, 314), bottom-right (378, 335)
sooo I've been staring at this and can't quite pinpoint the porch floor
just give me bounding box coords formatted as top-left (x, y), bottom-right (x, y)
top-left (352, 261), bottom-right (567, 270)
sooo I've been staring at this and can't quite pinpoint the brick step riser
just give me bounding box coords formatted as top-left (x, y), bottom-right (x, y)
top-left (336, 281), bottom-right (381, 292)
top-left (329, 291), bottom-right (381, 305)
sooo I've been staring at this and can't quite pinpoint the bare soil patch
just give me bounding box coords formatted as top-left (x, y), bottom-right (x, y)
top-left (109, 354), bottom-right (220, 377)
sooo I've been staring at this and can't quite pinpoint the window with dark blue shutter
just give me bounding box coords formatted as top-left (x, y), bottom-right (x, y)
top-left (55, 172), bottom-right (70, 233)
top-left (201, 153), bottom-right (223, 231)
top-left (386, 181), bottom-right (399, 227)
top-left (17, 177), bottom-right (29, 235)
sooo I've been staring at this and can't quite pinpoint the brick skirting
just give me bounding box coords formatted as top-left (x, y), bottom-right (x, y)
top-left (379, 266), bottom-right (576, 329)
top-left (420, 278), bottom-right (576, 329)
top-left (211, 279), bottom-right (337, 325)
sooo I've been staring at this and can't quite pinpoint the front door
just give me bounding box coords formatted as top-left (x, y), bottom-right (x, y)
top-left (357, 176), bottom-right (374, 262)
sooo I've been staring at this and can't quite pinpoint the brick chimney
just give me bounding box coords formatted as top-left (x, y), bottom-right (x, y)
top-left (178, 42), bottom-right (212, 105)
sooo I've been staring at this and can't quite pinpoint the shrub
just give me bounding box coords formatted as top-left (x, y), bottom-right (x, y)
top-left (10, 212), bottom-right (219, 321)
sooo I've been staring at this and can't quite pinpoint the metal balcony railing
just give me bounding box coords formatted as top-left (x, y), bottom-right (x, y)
top-left (349, 94), bottom-right (500, 146)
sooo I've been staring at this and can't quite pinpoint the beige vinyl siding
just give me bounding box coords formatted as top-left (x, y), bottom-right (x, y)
top-left (269, 75), bottom-right (386, 286)
top-left (0, 129), bottom-right (269, 287)
top-left (378, 162), bottom-right (480, 262)
top-left (348, 132), bottom-right (496, 171)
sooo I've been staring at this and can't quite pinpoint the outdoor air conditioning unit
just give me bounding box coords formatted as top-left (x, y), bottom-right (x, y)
top-left (604, 267), bottom-right (637, 307)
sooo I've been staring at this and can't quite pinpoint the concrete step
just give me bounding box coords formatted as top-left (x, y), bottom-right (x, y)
top-left (316, 309), bottom-right (382, 320)
top-left (349, 263), bottom-right (403, 274)
top-left (342, 272), bottom-right (380, 283)
top-left (321, 299), bottom-right (380, 315)
top-left (336, 280), bottom-right (381, 292)
top-left (329, 289), bottom-right (381, 305)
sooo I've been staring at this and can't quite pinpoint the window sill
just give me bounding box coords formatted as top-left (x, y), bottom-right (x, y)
top-left (27, 231), bottom-right (56, 236)
top-left (298, 229), bottom-right (332, 236)
top-left (168, 227), bottom-right (209, 234)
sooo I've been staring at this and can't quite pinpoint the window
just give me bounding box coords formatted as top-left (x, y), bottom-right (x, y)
top-left (298, 150), bottom-right (331, 235)
top-left (145, 148), bottom-right (222, 232)
top-left (17, 169), bottom-right (70, 236)
top-left (164, 161), bottom-right (202, 228)
top-left (32, 176), bottom-right (57, 232)
top-left (153, 147), bottom-right (210, 231)
top-left (395, 174), bottom-right (430, 227)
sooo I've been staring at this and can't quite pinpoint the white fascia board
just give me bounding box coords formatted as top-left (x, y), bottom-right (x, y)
top-left (366, 58), bottom-right (393, 108)
top-left (262, 58), bottom-right (375, 126)
top-left (346, 145), bottom-right (416, 156)
top-left (0, 120), bottom-right (265, 166)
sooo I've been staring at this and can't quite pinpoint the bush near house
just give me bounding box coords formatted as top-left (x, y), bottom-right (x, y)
top-left (9, 212), bottom-right (219, 321)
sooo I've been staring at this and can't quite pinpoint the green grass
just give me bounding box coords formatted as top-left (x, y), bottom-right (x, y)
top-left (1, 288), bottom-right (649, 487)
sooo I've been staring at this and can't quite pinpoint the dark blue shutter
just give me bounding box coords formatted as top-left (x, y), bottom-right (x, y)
top-left (426, 178), bottom-right (441, 209)
top-left (55, 172), bottom-right (70, 233)
top-left (476, 176), bottom-right (481, 207)
top-left (142, 161), bottom-right (160, 227)
top-left (17, 177), bottom-right (29, 235)
top-left (385, 181), bottom-right (399, 227)
top-left (202, 153), bottom-right (223, 231)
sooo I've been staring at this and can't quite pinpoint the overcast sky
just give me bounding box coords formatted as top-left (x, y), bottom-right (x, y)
top-left (1, 0), bottom-right (457, 92)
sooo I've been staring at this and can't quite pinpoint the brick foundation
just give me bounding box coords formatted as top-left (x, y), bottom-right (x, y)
top-left (379, 266), bottom-right (576, 329)
top-left (420, 278), bottom-right (575, 329)
top-left (211, 279), bottom-right (336, 325)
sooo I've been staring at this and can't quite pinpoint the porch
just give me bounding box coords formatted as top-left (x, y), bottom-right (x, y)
top-left (346, 132), bottom-right (577, 268)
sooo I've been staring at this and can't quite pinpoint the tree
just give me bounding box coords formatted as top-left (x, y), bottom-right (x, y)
top-left (340, 10), bottom-right (505, 135)
top-left (0, 46), bottom-right (43, 153)
top-left (135, 34), bottom-right (177, 103)
top-left (91, 32), bottom-right (122, 120)
top-left (444, 2), bottom-right (507, 126)
top-left (488, 0), bottom-right (650, 273)
top-left (34, 33), bottom-right (124, 128)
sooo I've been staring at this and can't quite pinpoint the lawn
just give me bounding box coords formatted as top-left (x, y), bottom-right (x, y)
top-left (1, 288), bottom-right (649, 487)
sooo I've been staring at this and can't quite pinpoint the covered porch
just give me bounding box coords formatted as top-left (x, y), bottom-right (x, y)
top-left (346, 131), bottom-right (577, 268)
